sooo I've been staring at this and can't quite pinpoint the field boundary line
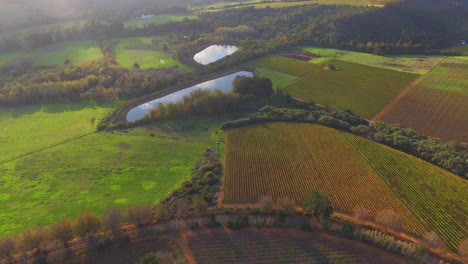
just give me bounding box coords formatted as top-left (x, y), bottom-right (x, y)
top-left (371, 58), bottom-right (447, 123)
top-left (0, 132), bottom-right (95, 165)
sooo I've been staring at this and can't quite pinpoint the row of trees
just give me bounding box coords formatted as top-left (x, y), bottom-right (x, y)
top-left (146, 76), bottom-right (274, 121)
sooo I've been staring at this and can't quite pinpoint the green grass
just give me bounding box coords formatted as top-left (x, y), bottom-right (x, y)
top-left (255, 68), bottom-right (298, 87)
top-left (124, 15), bottom-right (196, 29)
top-left (302, 46), bottom-right (444, 74)
top-left (112, 37), bottom-right (192, 72)
top-left (0, 102), bottom-right (118, 163)
top-left (346, 134), bottom-right (468, 250)
top-left (34, 40), bottom-right (103, 66)
top-left (418, 60), bottom-right (468, 95)
top-left (0, 117), bottom-right (220, 236)
top-left (282, 59), bottom-right (419, 118)
top-left (251, 55), bottom-right (320, 76)
top-left (0, 40), bottom-right (103, 67)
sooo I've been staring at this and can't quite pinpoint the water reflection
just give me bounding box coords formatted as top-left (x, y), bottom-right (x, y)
top-left (193, 45), bottom-right (239, 65)
top-left (126, 71), bottom-right (253, 121)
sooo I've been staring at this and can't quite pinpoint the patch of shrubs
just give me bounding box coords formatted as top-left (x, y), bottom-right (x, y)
top-left (160, 149), bottom-right (222, 218)
top-left (227, 211), bottom-right (250, 229)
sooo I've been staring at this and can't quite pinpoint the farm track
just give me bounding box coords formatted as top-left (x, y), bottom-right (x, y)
top-left (371, 58), bottom-right (447, 123)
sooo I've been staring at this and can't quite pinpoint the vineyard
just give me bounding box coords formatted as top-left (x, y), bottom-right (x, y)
top-left (281, 60), bottom-right (418, 118)
top-left (345, 134), bottom-right (468, 250)
top-left (251, 55), bottom-right (320, 76)
top-left (417, 60), bottom-right (468, 95)
top-left (376, 86), bottom-right (468, 142)
top-left (376, 59), bottom-right (468, 142)
top-left (223, 123), bottom-right (426, 235)
top-left (187, 229), bottom-right (416, 264)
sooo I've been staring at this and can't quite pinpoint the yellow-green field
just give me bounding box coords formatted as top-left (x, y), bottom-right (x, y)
top-left (0, 40), bottom-right (103, 67)
top-left (302, 46), bottom-right (444, 74)
top-left (281, 59), bottom-right (418, 118)
top-left (112, 37), bottom-right (192, 72)
top-left (124, 14), bottom-right (196, 29)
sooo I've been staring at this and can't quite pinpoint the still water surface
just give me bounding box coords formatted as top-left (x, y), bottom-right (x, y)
top-left (193, 45), bottom-right (239, 65)
top-left (126, 71), bottom-right (253, 121)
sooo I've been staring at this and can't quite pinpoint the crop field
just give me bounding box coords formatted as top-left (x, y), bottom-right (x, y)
top-left (188, 229), bottom-right (417, 264)
top-left (282, 60), bottom-right (418, 118)
top-left (376, 86), bottom-right (468, 142)
top-left (0, 40), bottom-right (102, 67)
top-left (417, 60), bottom-right (468, 95)
top-left (124, 14), bottom-right (196, 29)
top-left (112, 37), bottom-right (191, 72)
top-left (301, 46), bottom-right (444, 74)
top-left (224, 123), bottom-right (426, 235)
top-left (376, 60), bottom-right (468, 141)
top-left (0, 117), bottom-right (219, 236)
top-left (346, 135), bottom-right (468, 250)
top-left (442, 45), bottom-right (468, 56)
top-left (251, 55), bottom-right (321, 76)
top-left (256, 68), bottom-right (298, 87)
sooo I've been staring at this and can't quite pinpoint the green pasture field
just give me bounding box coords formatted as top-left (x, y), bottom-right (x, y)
top-left (112, 37), bottom-right (192, 72)
top-left (0, 40), bottom-right (102, 67)
top-left (0, 117), bottom-right (221, 236)
top-left (282, 59), bottom-right (419, 118)
top-left (255, 68), bottom-right (298, 87)
top-left (301, 46), bottom-right (444, 74)
top-left (124, 14), bottom-right (196, 29)
top-left (346, 134), bottom-right (468, 250)
top-left (0, 102), bottom-right (118, 163)
top-left (418, 59), bottom-right (468, 95)
top-left (251, 55), bottom-right (320, 76)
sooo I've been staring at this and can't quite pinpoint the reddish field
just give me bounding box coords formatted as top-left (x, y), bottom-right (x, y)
top-left (376, 86), bottom-right (468, 142)
top-left (187, 229), bottom-right (417, 264)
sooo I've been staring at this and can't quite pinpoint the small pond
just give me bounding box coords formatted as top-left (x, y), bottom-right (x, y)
top-left (193, 45), bottom-right (239, 65)
top-left (126, 71), bottom-right (253, 121)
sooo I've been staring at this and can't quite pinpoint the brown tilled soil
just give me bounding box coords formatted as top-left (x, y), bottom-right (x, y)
top-left (282, 50), bottom-right (321, 61)
top-left (186, 228), bottom-right (418, 264)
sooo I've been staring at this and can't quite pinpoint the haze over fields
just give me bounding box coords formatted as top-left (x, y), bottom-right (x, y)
top-left (0, 0), bottom-right (467, 263)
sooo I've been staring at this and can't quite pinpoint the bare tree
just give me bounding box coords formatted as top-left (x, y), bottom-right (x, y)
top-left (259, 196), bottom-right (274, 213)
top-left (50, 219), bottom-right (74, 246)
top-left (74, 212), bottom-right (102, 238)
top-left (18, 226), bottom-right (47, 254)
top-left (276, 197), bottom-right (296, 215)
top-left (192, 196), bottom-right (208, 216)
top-left (375, 209), bottom-right (403, 231)
top-left (353, 207), bottom-right (372, 221)
top-left (423, 231), bottom-right (444, 248)
top-left (459, 239), bottom-right (468, 262)
top-left (102, 207), bottom-right (122, 237)
top-left (154, 204), bottom-right (169, 221)
top-left (126, 204), bottom-right (153, 226)
top-left (0, 236), bottom-right (16, 262)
